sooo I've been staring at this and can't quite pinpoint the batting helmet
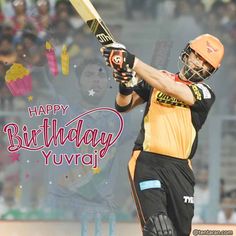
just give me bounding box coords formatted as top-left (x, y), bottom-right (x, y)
top-left (189, 34), bottom-right (224, 69)
top-left (179, 34), bottom-right (224, 82)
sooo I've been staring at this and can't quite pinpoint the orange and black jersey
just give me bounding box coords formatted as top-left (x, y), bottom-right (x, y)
top-left (133, 72), bottom-right (215, 159)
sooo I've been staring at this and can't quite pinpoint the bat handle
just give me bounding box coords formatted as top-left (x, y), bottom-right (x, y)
top-left (108, 42), bottom-right (126, 49)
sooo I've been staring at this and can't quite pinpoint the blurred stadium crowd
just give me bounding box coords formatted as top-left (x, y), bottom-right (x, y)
top-left (0, 0), bottom-right (236, 224)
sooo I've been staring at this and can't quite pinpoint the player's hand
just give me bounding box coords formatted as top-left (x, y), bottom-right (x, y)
top-left (113, 69), bottom-right (133, 84)
top-left (101, 46), bottom-right (135, 71)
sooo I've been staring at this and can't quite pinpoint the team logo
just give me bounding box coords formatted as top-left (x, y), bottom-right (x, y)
top-left (206, 41), bottom-right (218, 54)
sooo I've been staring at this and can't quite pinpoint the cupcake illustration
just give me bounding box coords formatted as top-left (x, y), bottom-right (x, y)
top-left (5, 63), bottom-right (32, 96)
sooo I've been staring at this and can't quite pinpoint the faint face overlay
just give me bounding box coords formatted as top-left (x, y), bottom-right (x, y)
top-left (36, 0), bottom-right (49, 14)
top-left (79, 62), bottom-right (108, 104)
top-left (12, 0), bottom-right (26, 14)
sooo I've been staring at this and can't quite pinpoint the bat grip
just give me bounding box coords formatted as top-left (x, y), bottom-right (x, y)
top-left (108, 42), bottom-right (126, 49)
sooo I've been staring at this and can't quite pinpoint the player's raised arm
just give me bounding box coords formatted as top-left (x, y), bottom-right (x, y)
top-left (133, 60), bottom-right (196, 105)
top-left (101, 46), bottom-right (195, 105)
top-left (101, 34), bottom-right (224, 106)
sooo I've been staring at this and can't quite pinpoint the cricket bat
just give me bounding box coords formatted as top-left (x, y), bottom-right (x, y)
top-left (69, 0), bottom-right (138, 86)
top-left (69, 0), bottom-right (115, 46)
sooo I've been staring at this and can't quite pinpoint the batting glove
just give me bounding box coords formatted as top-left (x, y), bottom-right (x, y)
top-left (113, 69), bottom-right (139, 89)
top-left (113, 69), bottom-right (133, 83)
top-left (101, 46), bottom-right (135, 71)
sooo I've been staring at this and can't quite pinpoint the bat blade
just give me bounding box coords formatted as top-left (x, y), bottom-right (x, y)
top-left (70, 0), bottom-right (115, 46)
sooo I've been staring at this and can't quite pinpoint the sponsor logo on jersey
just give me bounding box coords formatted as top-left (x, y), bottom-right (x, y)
top-left (155, 91), bottom-right (188, 107)
top-left (183, 196), bottom-right (194, 204)
top-left (190, 85), bottom-right (202, 100)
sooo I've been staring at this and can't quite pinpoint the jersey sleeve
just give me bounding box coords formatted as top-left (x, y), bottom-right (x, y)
top-left (188, 83), bottom-right (215, 112)
top-left (133, 80), bottom-right (151, 102)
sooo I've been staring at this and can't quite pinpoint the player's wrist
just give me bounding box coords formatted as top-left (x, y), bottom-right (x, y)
top-left (119, 82), bottom-right (133, 96)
